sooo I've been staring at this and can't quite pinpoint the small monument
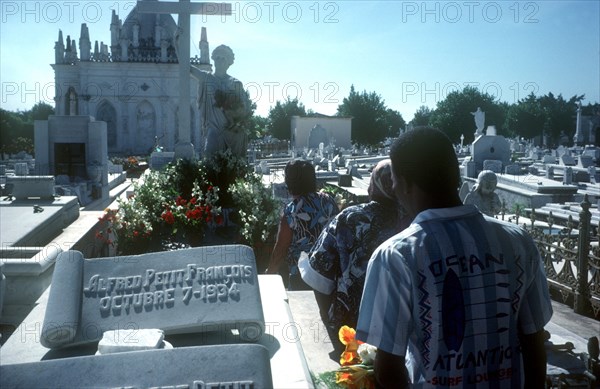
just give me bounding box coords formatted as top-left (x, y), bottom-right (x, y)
top-left (471, 107), bottom-right (485, 138)
top-left (463, 170), bottom-right (502, 216)
top-left (40, 245), bottom-right (264, 349)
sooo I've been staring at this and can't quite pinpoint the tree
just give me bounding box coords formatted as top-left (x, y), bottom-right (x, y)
top-left (429, 86), bottom-right (505, 144)
top-left (505, 93), bottom-right (545, 140)
top-left (537, 92), bottom-right (583, 146)
top-left (0, 109), bottom-right (26, 158)
top-left (28, 102), bottom-right (55, 121)
top-left (410, 105), bottom-right (433, 127)
top-left (247, 114), bottom-right (269, 140)
top-left (337, 85), bottom-right (389, 146)
top-left (267, 97), bottom-right (306, 140)
top-left (384, 108), bottom-right (406, 138)
top-left (0, 102), bottom-right (54, 159)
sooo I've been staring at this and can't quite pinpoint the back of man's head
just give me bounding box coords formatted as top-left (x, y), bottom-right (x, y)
top-left (390, 127), bottom-right (460, 195)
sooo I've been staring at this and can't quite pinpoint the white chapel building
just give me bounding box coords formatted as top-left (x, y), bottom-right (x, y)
top-left (52, 0), bottom-right (212, 155)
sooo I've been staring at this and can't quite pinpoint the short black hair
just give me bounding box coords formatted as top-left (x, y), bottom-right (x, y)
top-left (285, 159), bottom-right (316, 195)
top-left (390, 127), bottom-right (460, 195)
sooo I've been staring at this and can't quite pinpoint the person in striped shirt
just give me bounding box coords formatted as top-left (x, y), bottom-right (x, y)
top-left (356, 127), bottom-right (552, 388)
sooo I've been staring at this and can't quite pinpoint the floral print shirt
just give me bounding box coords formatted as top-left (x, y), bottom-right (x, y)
top-left (284, 191), bottom-right (339, 267)
top-left (305, 201), bottom-right (403, 329)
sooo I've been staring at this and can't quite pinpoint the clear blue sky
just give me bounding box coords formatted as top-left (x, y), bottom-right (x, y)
top-left (1, 1), bottom-right (599, 121)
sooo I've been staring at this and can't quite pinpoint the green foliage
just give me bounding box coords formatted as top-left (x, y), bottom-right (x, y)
top-left (337, 85), bottom-right (401, 146)
top-left (411, 105), bottom-right (433, 127)
top-left (429, 86), bottom-right (506, 144)
top-left (0, 102), bottom-right (54, 157)
top-left (29, 102), bottom-right (55, 121)
top-left (267, 97), bottom-right (306, 140)
top-left (100, 152), bottom-right (279, 254)
top-left (247, 114), bottom-right (269, 139)
top-left (384, 108), bottom-right (406, 138)
top-left (230, 174), bottom-right (280, 245)
top-left (537, 92), bottom-right (583, 146)
top-left (504, 92), bottom-right (583, 146)
top-left (505, 93), bottom-right (545, 140)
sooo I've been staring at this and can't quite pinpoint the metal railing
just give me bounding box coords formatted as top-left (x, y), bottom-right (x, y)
top-left (503, 195), bottom-right (600, 319)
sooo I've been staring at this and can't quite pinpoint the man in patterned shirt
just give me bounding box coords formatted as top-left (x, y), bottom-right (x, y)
top-left (356, 127), bottom-right (552, 388)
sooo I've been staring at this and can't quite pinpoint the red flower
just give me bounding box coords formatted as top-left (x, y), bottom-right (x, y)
top-left (133, 231), bottom-right (139, 237)
top-left (190, 197), bottom-right (197, 205)
top-left (176, 196), bottom-right (187, 206)
top-left (215, 215), bottom-right (224, 225)
top-left (161, 210), bottom-right (175, 224)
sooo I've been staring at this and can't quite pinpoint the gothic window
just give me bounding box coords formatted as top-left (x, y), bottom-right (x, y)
top-left (136, 100), bottom-right (156, 154)
top-left (96, 100), bottom-right (118, 150)
top-left (65, 87), bottom-right (78, 115)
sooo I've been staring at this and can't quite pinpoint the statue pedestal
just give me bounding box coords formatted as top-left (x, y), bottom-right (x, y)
top-left (174, 141), bottom-right (195, 160)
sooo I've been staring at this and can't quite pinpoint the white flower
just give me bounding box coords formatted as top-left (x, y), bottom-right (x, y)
top-left (357, 343), bottom-right (377, 365)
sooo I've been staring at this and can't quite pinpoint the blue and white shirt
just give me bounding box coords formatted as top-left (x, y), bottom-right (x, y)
top-left (356, 205), bottom-right (552, 388)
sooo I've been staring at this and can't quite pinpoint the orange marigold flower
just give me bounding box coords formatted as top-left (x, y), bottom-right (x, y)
top-left (339, 326), bottom-right (356, 346)
top-left (339, 326), bottom-right (363, 366)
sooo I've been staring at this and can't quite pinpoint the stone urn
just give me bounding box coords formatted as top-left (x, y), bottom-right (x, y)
top-left (87, 162), bottom-right (103, 183)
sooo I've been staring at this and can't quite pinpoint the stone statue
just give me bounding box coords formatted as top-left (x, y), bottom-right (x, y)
top-left (191, 45), bottom-right (251, 158)
top-left (464, 170), bottom-right (502, 216)
top-left (471, 107), bottom-right (485, 137)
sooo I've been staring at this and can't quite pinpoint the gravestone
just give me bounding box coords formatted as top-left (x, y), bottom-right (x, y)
top-left (505, 164), bottom-right (521, 175)
top-left (14, 162), bottom-right (29, 176)
top-left (0, 344), bottom-right (272, 388)
top-left (543, 155), bottom-right (557, 164)
top-left (560, 154), bottom-right (576, 166)
top-left (483, 159), bottom-right (503, 173)
top-left (471, 135), bottom-right (510, 171)
top-left (150, 151), bottom-right (175, 170)
top-left (578, 155), bottom-right (594, 168)
top-left (41, 245), bottom-right (264, 349)
top-left (6, 176), bottom-right (55, 199)
top-left (563, 167), bottom-right (573, 185)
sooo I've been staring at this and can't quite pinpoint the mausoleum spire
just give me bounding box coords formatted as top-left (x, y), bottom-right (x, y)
top-left (54, 30), bottom-right (65, 64)
top-left (199, 27), bottom-right (209, 64)
top-left (79, 24), bottom-right (91, 61)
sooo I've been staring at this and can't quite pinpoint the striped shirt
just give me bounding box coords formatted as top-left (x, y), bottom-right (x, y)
top-left (356, 205), bottom-right (552, 388)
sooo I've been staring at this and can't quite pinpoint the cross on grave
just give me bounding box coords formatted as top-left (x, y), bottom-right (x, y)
top-left (136, 0), bottom-right (232, 160)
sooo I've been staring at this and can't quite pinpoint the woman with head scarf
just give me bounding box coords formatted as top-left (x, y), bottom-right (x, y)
top-left (299, 159), bottom-right (411, 334)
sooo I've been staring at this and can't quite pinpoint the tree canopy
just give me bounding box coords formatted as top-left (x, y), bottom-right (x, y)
top-left (337, 85), bottom-right (404, 146)
top-left (0, 102), bottom-right (54, 158)
top-left (429, 86), bottom-right (506, 144)
top-left (267, 97), bottom-right (306, 140)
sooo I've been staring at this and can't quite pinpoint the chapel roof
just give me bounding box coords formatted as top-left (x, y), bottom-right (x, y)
top-left (121, 0), bottom-right (178, 46)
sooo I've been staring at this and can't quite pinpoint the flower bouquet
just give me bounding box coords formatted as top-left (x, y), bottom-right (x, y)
top-left (335, 326), bottom-right (376, 389)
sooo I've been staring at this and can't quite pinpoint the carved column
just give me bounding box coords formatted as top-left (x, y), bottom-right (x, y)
top-left (574, 194), bottom-right (592, 315)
